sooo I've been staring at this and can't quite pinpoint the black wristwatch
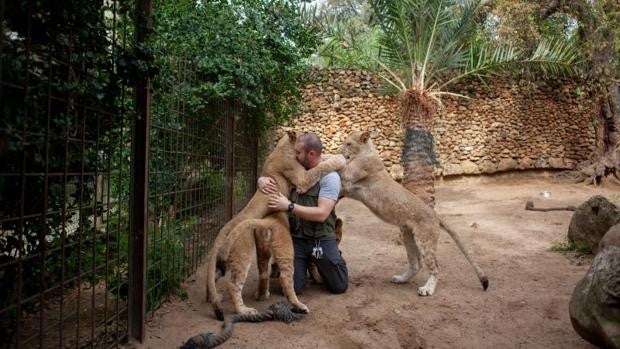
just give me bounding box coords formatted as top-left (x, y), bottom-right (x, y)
top-left (287, 202), bottom-right (295, 213)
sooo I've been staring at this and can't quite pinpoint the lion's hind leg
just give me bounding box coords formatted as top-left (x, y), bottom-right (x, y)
top-left (270, 222), bottom-right (309, 314)
top-left (227, 228), bottom-right (259, 316)
top-left (391, 226), bottom-right (421, 284)
top-left (255, 227), bottom-right (272, 301)
top-left (415, 224), bottom-right (441, 296)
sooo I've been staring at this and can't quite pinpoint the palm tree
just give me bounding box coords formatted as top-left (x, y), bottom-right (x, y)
top-left (368, 0), bottom-right (579, 206)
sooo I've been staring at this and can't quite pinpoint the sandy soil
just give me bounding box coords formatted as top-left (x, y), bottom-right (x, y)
top-left (131, 173), bottom-right (619, 349)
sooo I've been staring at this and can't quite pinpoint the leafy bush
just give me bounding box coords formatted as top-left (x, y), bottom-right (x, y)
top-left (152, 0), bottom-right (320, 129)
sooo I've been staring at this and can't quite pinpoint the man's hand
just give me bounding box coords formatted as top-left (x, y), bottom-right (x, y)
top-left (258, 176), bottom-right (279, 195)
top-left (267, 192), bottom-right (290, 212)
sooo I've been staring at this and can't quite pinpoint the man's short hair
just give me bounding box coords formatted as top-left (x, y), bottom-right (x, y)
top-left (299, 132), bottom-right (322, 155)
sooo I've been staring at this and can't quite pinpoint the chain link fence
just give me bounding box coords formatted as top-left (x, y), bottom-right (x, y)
top-left (0, 1), bottom-right (258, 347)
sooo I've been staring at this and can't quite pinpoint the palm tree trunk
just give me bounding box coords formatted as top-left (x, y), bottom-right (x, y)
top-left (601, 83), bottom-right (619, 149)
top-left (402, 127), bottom-right (437, 207)
top-left (400, 89), bottom-right (438, 207)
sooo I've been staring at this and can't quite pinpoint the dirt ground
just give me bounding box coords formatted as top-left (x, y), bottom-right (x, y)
top-left (132, 172), bottom-right (619, 349)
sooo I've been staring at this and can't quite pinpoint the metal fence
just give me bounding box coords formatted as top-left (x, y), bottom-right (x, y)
top-left (147, 59), bottom-right (257, 314)
top-left (0, 1), bottom-right (258, 347)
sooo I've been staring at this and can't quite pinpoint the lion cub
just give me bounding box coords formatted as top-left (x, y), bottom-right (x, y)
top-left (211, 213), bottom-right (295, 316)
top-left (206, 131), bottom-right (345, 320)
top-left (324, 131), bottom-right (488, 296)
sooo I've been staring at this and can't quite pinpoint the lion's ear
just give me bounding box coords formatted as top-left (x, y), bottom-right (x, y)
top-left (359, 131), bottom-right (370, 143)
top-left (287, 131), bottom-right (297, 143)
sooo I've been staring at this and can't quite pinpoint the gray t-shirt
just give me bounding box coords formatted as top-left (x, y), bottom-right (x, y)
top-left (318, 172), bottom-right (341, 201)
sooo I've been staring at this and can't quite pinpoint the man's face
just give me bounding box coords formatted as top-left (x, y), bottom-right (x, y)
top-left (294, 141), bottom-right (310, 169)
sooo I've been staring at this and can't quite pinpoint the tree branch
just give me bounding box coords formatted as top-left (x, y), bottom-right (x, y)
top-left (540, 0), bottom-right (561, 19)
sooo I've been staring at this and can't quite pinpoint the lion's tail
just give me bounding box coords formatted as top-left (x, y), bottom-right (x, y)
top-left (206, 235), bottom-right (226, 321)
top-left (439, 219), bottom-right (489, 291)
top-left (206, 219), bottom-right (238, 321)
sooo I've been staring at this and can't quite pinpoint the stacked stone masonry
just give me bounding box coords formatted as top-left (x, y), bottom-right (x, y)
top-left (281, 68), bottom-right (597, 178)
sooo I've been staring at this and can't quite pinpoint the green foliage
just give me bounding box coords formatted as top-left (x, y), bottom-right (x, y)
top-left (144, 0), bottom-right (319, 310)
top-left (488, 0), bottom-right (619, 81)
top-left (368, 0), bottom-right (579, 97)
top-left (0, 1), bottom-right (132, 331)
top-left (0, 2), bottom-right (319, 340)
top-left (483, 1), bottom-right (579, 51)
top-left (146, 219), bottom-right (187, 311)
top-left (551, 239), bottom-right (593, 255)
top-left (310, 0), bottom-right (382, 69)
top-left (152, 0), bottom-right (320, 129)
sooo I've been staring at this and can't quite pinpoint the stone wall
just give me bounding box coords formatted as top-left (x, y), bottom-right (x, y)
top-left (281, 68), bottom-right (598, 178)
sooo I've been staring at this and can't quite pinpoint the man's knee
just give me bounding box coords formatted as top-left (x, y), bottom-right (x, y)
top-left (328, 280), bottom-right (348, 294)
top-left (323, 264), bottom-right (348, 294)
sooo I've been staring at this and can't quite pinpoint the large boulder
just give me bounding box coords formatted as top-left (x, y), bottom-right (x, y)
top-left (568, 195), bottom-right (620, 253)
top-left (569, 224), bottom-right (620, 348)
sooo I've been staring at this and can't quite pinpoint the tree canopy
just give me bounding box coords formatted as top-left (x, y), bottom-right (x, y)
top-left (153, 0), bottom-right (320, 129)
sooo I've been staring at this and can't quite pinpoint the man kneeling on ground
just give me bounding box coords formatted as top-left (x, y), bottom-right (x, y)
top-left (259, 132), bottom-right (348, 295)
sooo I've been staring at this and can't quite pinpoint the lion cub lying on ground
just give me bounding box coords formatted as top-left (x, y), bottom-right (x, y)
top-left (206, 131), bottom-right (345, 320)
top-left (307, 131), bottom-right (488, 296)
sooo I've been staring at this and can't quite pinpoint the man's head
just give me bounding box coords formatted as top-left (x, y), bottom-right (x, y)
top-left (295, 132), bottom-right (322, 169)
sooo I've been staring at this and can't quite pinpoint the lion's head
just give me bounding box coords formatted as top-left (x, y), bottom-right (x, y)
top-left (270, 130), bottom-right (297, 158)
top-left (339, 131), bottom-right (372, 161)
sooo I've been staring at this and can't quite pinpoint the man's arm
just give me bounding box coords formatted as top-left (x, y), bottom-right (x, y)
top-left (267, 192), bottom-right (336, 222)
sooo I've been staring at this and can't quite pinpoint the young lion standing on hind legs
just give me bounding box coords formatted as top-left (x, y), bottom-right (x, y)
top-left (304, 131), bottom-right (489, 296)
top-left (205, 131), bottom-right (346, 320)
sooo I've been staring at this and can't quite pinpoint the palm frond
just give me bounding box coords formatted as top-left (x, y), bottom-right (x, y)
top-left (368, 0), bottom-right (579, 102)
top-left (371, 55), bottom-right (408, 91)
top-left (438, 43), bottom-right (520, 90)
top-left (430, 90), bottom-right (471, 99)
top-left (420, 0), bottom-right (447, 89)
top-left (522, 38), bottom-right (580, 77)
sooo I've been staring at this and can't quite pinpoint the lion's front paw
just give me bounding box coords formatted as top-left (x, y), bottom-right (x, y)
top-left (292, 303), bottom-right (309, 314)
top-left (417, 286), bottom-right (435, 296)
top-left (296, 185), bottom-right (310, 195)
top-left (238, 306), bottom-right (258, 315)
top-left (330, 154), bottom-right (347, 168)
top-left (391, 274), bottom-right (408, 284)
top-left (417, 275), bottom-right (437, 296)
top-left (295, 177), bottom-right (317, 194)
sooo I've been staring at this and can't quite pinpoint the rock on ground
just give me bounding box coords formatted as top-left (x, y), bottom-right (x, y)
top-left (570, 224), bottom-right (620, 348)
top-left (568, 195), bottom-right (620, 253)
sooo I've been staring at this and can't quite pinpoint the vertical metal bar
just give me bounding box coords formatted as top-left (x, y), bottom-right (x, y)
top-left (16, 1), bottom-right (34, 346)
top-left (116, 7), bottom-right (128, 342)
top-left (115, 88), bottom-right (125, 346)
top-left (59, 23), bottom-right (74, 349)
top-left (60, 98), bottom-right (68, 349)
top-left (91, 106), bottom-right (101, 347)
top-left (76, 89), bottom-right (87, 348)
top-left (129, 0), bottom-right (152, 342)
top-left (251, 119), bottom-right (258, 194)
top-left (103, 2), bottom-right (118, 342)
top-left (176, 59), bottom-right (183, 278)
top-left (0, 0), bottom-right (4, 99)
top-left (39, 24), bottom-right (55, 348)
top-left (224, 103), bottom-right (234, 221)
